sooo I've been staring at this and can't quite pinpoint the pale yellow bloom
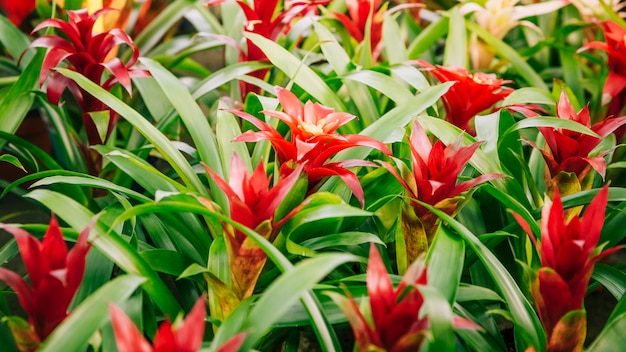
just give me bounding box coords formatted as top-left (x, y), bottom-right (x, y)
top-left (569, 0), bottom-right (626, 22)
top-left (461, 0), bottom-right (567, 68)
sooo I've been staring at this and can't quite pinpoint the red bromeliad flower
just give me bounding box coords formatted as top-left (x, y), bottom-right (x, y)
top-left (231, 86), bottom-right (391, 207)
top-left (0, 216), bottom-right (92, 345)
top-left (332, 0), bottom-right (385, 61)
top-left (109, 295), bottom-right (210, 352)
top-left (29, 8), bottom-right (148, 146)
top-left (0, 0), bottom-right (35, 27)
top-left (531, 91), bottom-right (626, 190)
top-left (202, 153), bottom-right (304, 303)
top-left (416, 60), bottom-right (513, 136)
top-left (206, 0), bottom-right (329, 95)
top-left (513, 187), bottom-right (620, 351)
top-left (579, 20), bottom-right (626, 115)
top-left (383, 121), bottom-right (501, 258)
top-left (329, 244), bottom-right (477, 351)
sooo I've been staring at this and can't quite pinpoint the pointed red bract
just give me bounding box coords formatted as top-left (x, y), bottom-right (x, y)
top-left (336, 244), bottom-right (477, 351)
top-left (0, 0), bottom-right (36, 26)
top-left (384, 120), bottom-right (502, 238)
top-left (416, 60), bottom-right (513, 136)
top-left (515, 187), bottom-right (621, 346)
top-left (332, 0), bottom-right (386, 61)
top-left (29, 8), bottom-right (148, 146)
top-left (0, 215), bottom-right (92, 341)
top-left (232, 86), bottom-right (391, 207)
top-left (206, 0), bottom-right (329, 95)
top-left (110, 295), bottom-right (206, 352)
top-left (533, 91), bottom-right (626, 183)
top-left (203, 153), bottom-right (305, 300)
top-left (579, 21), bottom-right (626, 117)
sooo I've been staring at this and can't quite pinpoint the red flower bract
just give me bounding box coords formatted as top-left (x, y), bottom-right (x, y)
top-left (332, 0), bottom-right (385, 61)
top-left (207, 0), bottom-right (329, 95)
top-left (416, 60), bottom-right (513, 136)
top-left (514, 187), bottom-right (621, 350)
top-left (109, 295), bottom-right (207, 352)
top-left (202, 153), bottom-right (304, 300)
top-left (532, 90), bottom-right (626, 183)
top-left (579, 21), bottom-right (626, 111)
top-left (28, 8), bottom-right (148, 145)
top-left (329, 244), bottom-right (478, 352)
top-left (0, 0), bottom-right (35, 26)
top-left (231, 86), bottom-right (391, 207)
top-left (383, 120), bottom-right (502, 238)
top-left (0, 216), bottom-right (92, 341)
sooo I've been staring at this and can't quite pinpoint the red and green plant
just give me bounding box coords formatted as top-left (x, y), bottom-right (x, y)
top-left (1, 1), bottom-right (626, 351)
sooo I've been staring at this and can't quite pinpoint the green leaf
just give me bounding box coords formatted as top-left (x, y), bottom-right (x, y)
top-left (0, 154), bottom-right (26, 172)
top-left (111, 200), bottom-right (344, 351)
top-left (587, 312), bottom-right (626, 352)
top-left (426, 226), bottom-right (464, 304)
top-left (419, 202), bottom-right (546, 351)
top-left (465, 20), bottom-right (547, 90)
top-left (240, 253), bottom-right (359, 349)
top-left (314, 21), bottom-right (379, 126)
top-left (419, 285), bottom-right (455, 351)
top-left (132, 0), bottom-right (194, 55)
top-left (339, 82), bottom-right (454, 161)
top-left (407, 16), bottom-right (449, 59)
top-left (383, 12), bottom-right (407, 65)
top-left (216, 106), bottom-right (253, 179)
top-left (141, 58), bottom-right (224, 177)
top-left (0, 52), bottom-right (43, 141)
top-left (507, 116), bottom-right (599, 137)
top-left (244, 32), bottom-right (345, 110)
top-left (38, 275), bottom-right (145, 352)
top-left (591, 264), bottom-right (626, 301)
top-left (94, 145), bottom-right (184, 193)
top-left (342, 70), bottom-right (415, 105)
top-left (501, 87), bottom-right (554, 107)
top-left (56, 69), bottom-right (206, 194)
top-left (443, 8), bottom-right (467, 68)
top-left (456, 284), bottom-right (504, 302)
top-left (0, 16), bottom-right (32, 66)
top-left (24, 189), bottom-right (182, 317)
top-left (191, 61), bottom-right (271, 100)
top-left (31, 174), bottom-right (150, 202)
top-left (141, 249), bottom-right (194, 277)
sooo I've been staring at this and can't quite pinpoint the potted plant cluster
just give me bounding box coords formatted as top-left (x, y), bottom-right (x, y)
top-left (1, 0), bottom-right (626, 351)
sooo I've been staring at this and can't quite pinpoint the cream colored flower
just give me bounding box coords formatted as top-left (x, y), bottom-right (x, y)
top-left (461, 0), bottom-right (567, 68)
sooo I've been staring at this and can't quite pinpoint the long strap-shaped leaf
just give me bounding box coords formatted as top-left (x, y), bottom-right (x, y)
top-left (112, 200), bottom-right (357, 352)
top-left (57, 68), bottom-right (206, 195)
top-left (38, 275), bottom-right (145, 352)
top-left (421, 202), bottom-right (546, 351)
top-left (25, 189), bottom-right (182, 318)
top-left (244, 32), bottom-right (346, 111)
top-left (314, 21), bottom-right (379, 127)
top-left (466, 20), bottom-right (548, 91)
top-left (0, 51), bottom-right (43, 143)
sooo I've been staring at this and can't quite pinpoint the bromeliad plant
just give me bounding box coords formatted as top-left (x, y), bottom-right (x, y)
top-left (383, 120), bottom-right (501, 262)
top-left (28, 8), bottom-right (147, 171)
top-left (230, 86), bottom-right (391, 207)
top-left (2, 0), bottom-right (626, 351)
top-left (201, 153), bottom-right (306, 319)
top-left (0, 216), bottom-right (92, 350)
top-left (514, 187), bottom-right (621, 351)
top-left (530, 90), bottom-right (626, 195)
top-left (328, 243), bottom-right (478, 352)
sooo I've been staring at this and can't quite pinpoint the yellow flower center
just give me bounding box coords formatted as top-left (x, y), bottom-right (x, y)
top-left (471, 73), bottom-right (496, 85)
top-left (299, 120), bottom-right (327, 136)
